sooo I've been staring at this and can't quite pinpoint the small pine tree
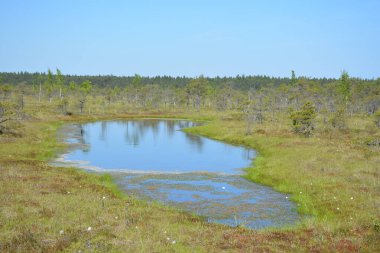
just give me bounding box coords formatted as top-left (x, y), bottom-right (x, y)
top-left (290, 102), bottom-right (316, 136)
top-left (0, 101), bottom-right (18, 134)
top-left (338, 71), bottom-right (351, 103)
top-left (290, 70), bottom-right (297, 86)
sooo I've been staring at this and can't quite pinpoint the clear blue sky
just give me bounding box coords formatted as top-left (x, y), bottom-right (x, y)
top-left (1, 0), bottom-right (379, 78)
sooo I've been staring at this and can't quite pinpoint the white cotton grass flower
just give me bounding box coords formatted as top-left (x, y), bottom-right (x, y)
top-left (166, 237), bottom-right (170, 241)
top-left (115, 216), bottom-right (118, 220)
top-left (102, 196), bottom-right (106, 200)
top-left (350, 197), bottom-right (354, 200)
top-left (164, 231), bottom-right (167, 234)
top-left (59, 230), bottom-right (64, 235)
top-left (87, 226), bottom-right (92, 231)
top-left (336, 207), bottom-right (340, 211)
top-left (172, 240), bottom-right (176, 244)
top-left (299, 192), bottom-right (302, 194)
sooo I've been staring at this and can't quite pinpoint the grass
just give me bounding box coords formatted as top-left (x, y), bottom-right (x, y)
top-left (185, 117), bottom-right (380, 251)
top-left (0, 112), bottom-right (379, 252)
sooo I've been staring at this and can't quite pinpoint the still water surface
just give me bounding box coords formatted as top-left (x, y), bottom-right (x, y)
top-left (56, 119), bottom-right (299, 229)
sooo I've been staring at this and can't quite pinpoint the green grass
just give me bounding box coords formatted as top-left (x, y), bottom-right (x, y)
top-left (0, 113), bottom-right (379, 252)
top-left (185, 118), bottom-right (380, 251)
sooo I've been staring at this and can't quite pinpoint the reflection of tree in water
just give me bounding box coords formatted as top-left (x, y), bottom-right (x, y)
top-left (242, 148), bottom-right (254, 161)
top-left (166, 120), bottom-right (176, 137)
top-left (78, 124), bottom-right (90, 153)
top-left (114, 120), bottom-right (205, 149)
top-left (150, 120), bottom-right (160, 139)
top-left (124, 121), bottom-right (139, 146)
top-left (100, 121), bottom-right (107, 141)
top-left (124, 120), bottom-right (165, 145)
top-left (178, 121), bottom-right (195, 129)
top-left (184, 132), bottom-right (204, 152)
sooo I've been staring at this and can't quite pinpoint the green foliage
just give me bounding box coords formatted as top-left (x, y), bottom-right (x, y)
top-left (290, 70), bottom-right (297, 86)
top-left (290, 102), bottom-right (316, 136)
top-left (56, 68), bottom-right (65, 99)
top-left (185, 76), bottom-right (209, 97)
top-left (0, 71), bottom-right (379, 122)
top-left (0, 71), bottom-right (344, 90)
top-left (56, 68), bottom-right (64, 88)
top-left (338, 71), bottom-right (351, 102)
top-left (0, 84), bottom-right (13, 99)
top-left (80, 80), bottom-right (92, 95)
top-left (185, 76), bottom-right (210, 111)
top-left (132, 74), bottom-right (142, 88)
top-left (69, 81), bottom-right (76, 91)
top-left (44, 69), bottom-right (55, 102)
top-left (0, 101), bottom-right (18, 134)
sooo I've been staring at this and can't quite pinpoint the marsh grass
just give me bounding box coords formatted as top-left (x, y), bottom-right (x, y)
top-left (185, 117), bottom-right (380, 251)
top-left (0, 112), bottom-right (379, 252)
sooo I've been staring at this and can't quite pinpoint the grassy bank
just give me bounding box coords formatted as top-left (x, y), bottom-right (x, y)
top-left (0, 114), bottom-right (379, 252)
top-left (185, 118), bottom-right (380, 252)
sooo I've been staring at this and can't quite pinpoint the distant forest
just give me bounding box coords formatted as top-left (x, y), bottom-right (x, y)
top-left (0, 71), bottom-right (342, 90)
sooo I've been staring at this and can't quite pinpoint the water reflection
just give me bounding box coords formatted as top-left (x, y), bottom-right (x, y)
top-left (100, 121), bottom-right (107, 141)
top-left (77, 126), bottom-right (90, 153)
top-left (65, 120), bottom-right (251, 173)
top-left (119, 120), bottom-right (201, 148)
top-left (183, 132), bottom-right (204, 152)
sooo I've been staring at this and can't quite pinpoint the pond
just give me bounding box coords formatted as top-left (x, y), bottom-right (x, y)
top-left (54, 119), bottom-right (299, 229)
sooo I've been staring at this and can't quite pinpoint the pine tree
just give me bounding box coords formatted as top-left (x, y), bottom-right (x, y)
top-left (290, 101), bottom-right (316, 136)
top-left (290, 70), bottom-right (297, 86)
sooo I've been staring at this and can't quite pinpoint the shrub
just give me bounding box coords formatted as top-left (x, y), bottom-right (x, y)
top-left (290, 102), bottom-right (316, 136)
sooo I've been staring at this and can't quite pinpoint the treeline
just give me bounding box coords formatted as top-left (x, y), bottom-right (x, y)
top-left (0, 70), bottom-right (379, 137)
top-left (0, 71), bottom-right (338, 90)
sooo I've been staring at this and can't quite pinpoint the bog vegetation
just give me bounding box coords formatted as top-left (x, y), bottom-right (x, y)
top-left (0, 70), bottom-right (379, 252)
top-left (1, 70), bottom-right (379, 135)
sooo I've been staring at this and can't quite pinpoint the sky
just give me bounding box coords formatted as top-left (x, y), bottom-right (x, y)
top-left (0, 0), bottom-right (379, 78)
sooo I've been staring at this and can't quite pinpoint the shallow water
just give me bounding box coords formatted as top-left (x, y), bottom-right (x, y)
top-left (55, 119), bottom-right (299, 229)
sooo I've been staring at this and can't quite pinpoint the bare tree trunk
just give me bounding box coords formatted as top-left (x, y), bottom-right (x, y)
top-left (79, 100), bottom-right (84, 113)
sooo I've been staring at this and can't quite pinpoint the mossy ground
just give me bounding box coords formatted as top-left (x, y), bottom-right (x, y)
top-left (0, 112), bottom-right (379, 252)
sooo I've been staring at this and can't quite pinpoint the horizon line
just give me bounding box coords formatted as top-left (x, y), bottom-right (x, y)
top-left (1, 70), bottom-right (379, 81)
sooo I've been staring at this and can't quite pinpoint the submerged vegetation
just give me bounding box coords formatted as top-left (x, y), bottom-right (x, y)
top-left (0, 71), bottom-right (379, 252)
